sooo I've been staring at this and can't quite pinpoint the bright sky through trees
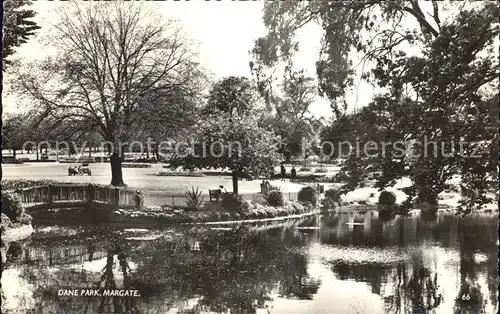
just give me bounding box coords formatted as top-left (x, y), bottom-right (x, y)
top-left (2, 1), bottom-right (376, 119)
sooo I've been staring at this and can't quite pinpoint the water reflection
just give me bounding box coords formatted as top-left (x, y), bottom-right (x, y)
top-left (1, 213), bottom-right (497, 314)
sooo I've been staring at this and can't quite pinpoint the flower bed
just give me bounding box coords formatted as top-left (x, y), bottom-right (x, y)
top-left (314, 168), bottom-right (329, 173)
top-left (122, 163), bottom-right (152, 168)
top-left (156, 169), bottom-right (206, 177)
top-left (59, 157), bottom-right (96, 163)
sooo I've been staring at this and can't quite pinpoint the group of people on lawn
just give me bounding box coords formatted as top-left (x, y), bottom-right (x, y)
top-left (280, 164), bottom-right (296, 181)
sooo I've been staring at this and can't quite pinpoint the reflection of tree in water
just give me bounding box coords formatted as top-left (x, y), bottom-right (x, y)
top-left (330, 260), bottom-right (443, 312)
top-left (382, 261), bottom-right (443, 314)
top-left (452, 219), bottom-right (490, 314)
top-left (278, 253), bottom-right (320, 300)
top-left (331, 262), bottom-right (391, 296)
top-left (3, 235), bottom-right (143, 314)
top-left (95, 245), bottom-right (140, 314)
top-left (128, 227), bottom-right (319, 313)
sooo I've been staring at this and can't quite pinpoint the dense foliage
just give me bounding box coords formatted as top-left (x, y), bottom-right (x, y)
top-left (184, 187), bottom-right (205, 211)
top-left (170, 114), bottom-right (281, 194)
top-left (257, 1), bottom-right (499, 214)
top-left (266, 190), bottom-right (285, 207)
top-left (1, 191), bottom-right (32, 225)
top-left (220, 193), bottom-right (247, 213)
top-left (324, 188), bottom-right (342, 205)
top-left (297, 186), bottom-right (318, 206)
top-left (2, 0), bottom-right (41, 67)
top-left (378, 191), bottom-right (397, 206)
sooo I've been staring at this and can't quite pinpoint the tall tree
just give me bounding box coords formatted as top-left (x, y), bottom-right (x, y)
top-left (205, 76), bottom-right (262, 118)
top-left (170, 114), bottom-right (281, 194)
top-left (253, 1), bottom-right (497, 116)
top-left (267, 67), bottom-right (322, 162)
top-left (258, 1), bottom-right (499, 213)
top-left (135, 81), bottom-right (206, 160)
top-left (12, 1), bottom-right (206, 186)
top-left (2, 0), bottom-right (41, 67)
top-left (2, 113), bottom-right (29, 158)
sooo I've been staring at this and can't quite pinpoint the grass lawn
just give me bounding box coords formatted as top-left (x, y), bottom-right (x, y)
top-left (2, 162), bottom-right (306, 206)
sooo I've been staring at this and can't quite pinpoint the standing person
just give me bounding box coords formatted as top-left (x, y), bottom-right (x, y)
top-left (291, 166), bottom-right (297, 180)
top-left (134, 190), bottom-right (144, 210)
top-left (280, 164), bottom-right (286, 181)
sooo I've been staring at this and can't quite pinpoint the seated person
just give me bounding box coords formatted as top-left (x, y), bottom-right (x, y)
top-left (218, 185), bottom-right (226, 194)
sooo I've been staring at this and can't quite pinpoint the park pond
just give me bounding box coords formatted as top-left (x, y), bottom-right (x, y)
top-left (1, 212), bottom-right (497, 314)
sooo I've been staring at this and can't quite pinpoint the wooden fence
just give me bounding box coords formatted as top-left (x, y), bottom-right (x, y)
top-left (16, 184), bottom-right (138, 211)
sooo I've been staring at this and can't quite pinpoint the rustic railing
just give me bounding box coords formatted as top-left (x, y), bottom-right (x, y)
top-left (15, 184), bottom-right (138, 210)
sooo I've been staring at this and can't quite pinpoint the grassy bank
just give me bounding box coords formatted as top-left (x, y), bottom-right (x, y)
top-left (111, 200), bottom-right (317, 227)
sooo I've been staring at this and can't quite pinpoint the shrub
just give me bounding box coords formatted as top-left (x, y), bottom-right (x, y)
top-left (232, 213), bottom-right (241, 221)
top-left (265, 208), bottom-right (276, 218)
top-left (184, 187), bottom-right (205, 211)
top-left (369, 193), bottom-right (375, 198)
top-left (299, 167), bottom-right (312, 172)
top-left (266, 191), bottom-right (285, 207)
top-left (302, 202), bottom-right (314, 212)
top-left (198, 212), bottom-right (211, 222)
top-left (219, 212), bottom-right (232, 221)
top-left (256, 209), bottom-right (267, 219)
top-left (321, 198), bottom-right (338, 210)
top-left (1, 191), bottom-right (32, 224)
top-left (253, 211), bottom-right (262, 219)
top-left (298, 186), bottom-right (317, 205)
top-left (378, 191), bottom-right (397, 205)
top-left (279, 208), bottom-right (290, 216)
top-left (157, 213), bottom-right (173, 225)
top-left (178, 213), bottom-right (194, 223)
top-left (221, 193), bottom-right (246, 212)
top-left (314, 168), bottom-right (329, 173)
top-left (325, 188), bottom-right (342, 204)
top-left (209, 212), bottom-right (221, 222)
top-left (2, 179), bottom-right (53, 191)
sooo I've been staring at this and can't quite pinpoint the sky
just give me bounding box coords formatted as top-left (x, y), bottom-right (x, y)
top-left (2, 1), bottom-right (376, 118)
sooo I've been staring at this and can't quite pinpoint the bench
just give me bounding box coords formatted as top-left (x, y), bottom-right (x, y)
top-left (208, 189), bottom-right (221, 202)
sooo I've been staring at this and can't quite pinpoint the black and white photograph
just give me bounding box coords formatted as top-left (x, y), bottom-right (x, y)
top-left (1, 1), bottom-right (498, 313)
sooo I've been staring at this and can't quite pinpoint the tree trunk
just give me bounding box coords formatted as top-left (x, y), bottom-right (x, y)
top-left (110, 152), bottom-right (125, 186)
top-left (89, 146), bottom-right (92, 157)
top-left (232, 171), bottom-right (239, 195)
top-left (36, 148), bottom-right (39, 160)
top-left (154, 146), bottom-right (160, 160)
top-left (13, 149), bottom-right (16, 158)
top-left (284, 151), bottom-right (291, 163)
top-left (146, 147), bottom-right (150, 159)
